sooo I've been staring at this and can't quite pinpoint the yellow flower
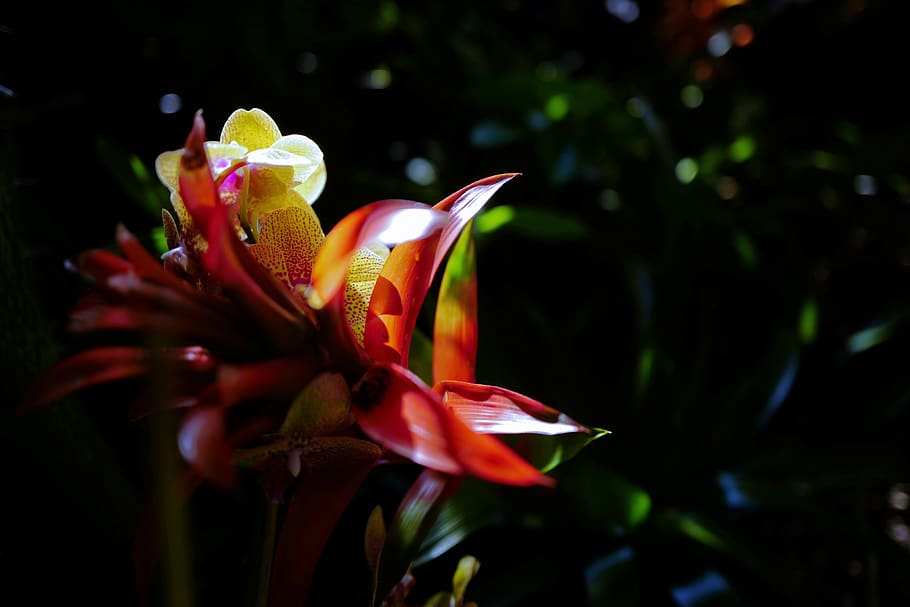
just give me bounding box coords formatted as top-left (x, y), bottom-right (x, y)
top-left (154, 108), bottom-right (383, 344)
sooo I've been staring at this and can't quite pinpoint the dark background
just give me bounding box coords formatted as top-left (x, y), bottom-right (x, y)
top-left (4, 1), bottom-right (910, 605)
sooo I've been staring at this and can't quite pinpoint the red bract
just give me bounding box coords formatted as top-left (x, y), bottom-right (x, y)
top-left (20, 108), bottom-right (597, 606)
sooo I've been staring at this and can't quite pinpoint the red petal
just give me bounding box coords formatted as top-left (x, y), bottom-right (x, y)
top-left (430, 173), bottom-right (518, 276)
top-left (75, 249), bottom-right (133, 281)
top-left (308, 200), bottom-right (447, 374)
top-left (176, 406), bottom-right (235, 488)
top-left (203, 356), bottom-right (322, 409)
top-left (19, 347), bottom-right (151, 413)
top-left (352, 362), bottom-right (553, 487)
top-left (365, 174), bottom-right (517, 367)
top-left (432, 222), bottom-right (477, 384)
top-left (116, 224), bottom-right (198, 295)
top-left (308, 199), bottom-right (447, 309)
top-left (438, 381), bottom-right (592, 436)
top-left (268, 447), bottom-right (380, 607)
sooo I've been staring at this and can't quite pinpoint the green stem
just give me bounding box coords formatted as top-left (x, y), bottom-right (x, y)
top-left (256, 501), bottom-right (280, 607)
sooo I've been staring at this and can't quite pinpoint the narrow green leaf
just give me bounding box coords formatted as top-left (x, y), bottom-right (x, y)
top-left (474, 205), bottom-right (590, 241)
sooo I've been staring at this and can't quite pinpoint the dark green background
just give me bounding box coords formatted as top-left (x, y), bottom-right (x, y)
top-left (5, 1), bottom-right (910, 605)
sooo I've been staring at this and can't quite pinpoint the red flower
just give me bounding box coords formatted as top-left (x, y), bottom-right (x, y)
top-left (21, 109), bottom-right (598, 606)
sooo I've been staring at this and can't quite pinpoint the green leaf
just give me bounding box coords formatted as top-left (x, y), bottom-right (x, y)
top-left (96, 137), bottom-right (168, 217)
top-left (562, 462), bottom-right (651, 532)
top-left (376, 471), bottom-right (462, 603)
top-left (415, 477), bottom-right (503, 566)
top-left (504, 427), bottom-right (609, 474)
top-left (474, 205), bottom-right (590, 241)
top-left (451, 555), bottom-right (480, 604)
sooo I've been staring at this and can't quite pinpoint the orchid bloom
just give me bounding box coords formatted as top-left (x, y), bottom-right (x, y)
top-left (21, 108), bottom-right (598, 606)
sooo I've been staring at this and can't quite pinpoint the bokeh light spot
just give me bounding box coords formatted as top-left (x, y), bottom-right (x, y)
top-left (731, 23), bottom-right (754, 46)
top-left (729, 135), bottom-right (756, 162)
top-left (159, 93), bottom-right (182, 114)
top-left (707, 31), bottom-right (732, 57)
top-left (716, 176), bottom-right (740, 200)
top-left (545, 93), bottom-right (571, 121)
top-left (405, 157), bottom-right (436, 185)
top-left (599, 189), bottom-right (621, 211)
top-left (297, 51), bottom-right (318, 74)
top-left (692, 60), bottom-right (714, 82)
top-left (675, 157), bottom-right (698, 184)
top-left (681, 84), bottom-right (704, 108)
top-left (606, 0), bottom-right (640, 23)
top-left (854, 174), bottom-right (877, 196)
top-left (361, 67), bottom-right (392, 89)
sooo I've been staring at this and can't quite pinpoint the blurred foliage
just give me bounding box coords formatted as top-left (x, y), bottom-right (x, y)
top-left (5, 0), bottom-right (910, 605)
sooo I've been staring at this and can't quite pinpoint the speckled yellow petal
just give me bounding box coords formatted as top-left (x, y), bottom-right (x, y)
top-left (344, 246), bottom-right (386, 345)
top-left (256, 204), bottom-right (325, 286)
top-left (155, 150), bottom-right (182, 191)
top-left (162, 209), bottom-right (180, 250)
top-left (219, 108), bottom-right (282, 151)
top-left (246, 190), bottom-right (317, 239)
top-left (248, 242), bottom-right (292, 287)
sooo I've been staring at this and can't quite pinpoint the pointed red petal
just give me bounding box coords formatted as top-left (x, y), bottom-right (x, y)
top-left (19, 347), bottom-right (151, 413)
top-left (115, 224), bottom-right (197, 294)
top-left (432, 222), bottom-right (477, 384)
top-left (365, 174), bottom-right (517, 367)
top-left (352, 362), bottom-right (553, 487)
top-left (75, 249), bottom-right (133, 281)
top-left (438, 380), bottom-right (592, 436)
top-left (430, 173), bottom-right (518, 276)
top-left (268, 446), bottom-right (380, 607)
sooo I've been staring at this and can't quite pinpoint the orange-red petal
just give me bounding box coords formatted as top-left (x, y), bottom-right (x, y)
top-left (432, 221), bottom-right (477, 384)
top-left (352, 362), bottom-right (553, 487)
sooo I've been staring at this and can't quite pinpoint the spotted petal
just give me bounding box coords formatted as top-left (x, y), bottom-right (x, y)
top-left (219, 107), bottom-right (282, 150)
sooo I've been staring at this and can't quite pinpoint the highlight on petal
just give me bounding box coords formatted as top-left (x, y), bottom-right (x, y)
top-left (307, 200), bottom-right (447, 310)
top-left (433, 221), bottom-right (477, 384)
top-left (352, 362), bottom-right (553, 487)
top-left (178, 407), bottom-right (236, 488)
top-left (220, 107), bottom-right (281, 151)
top-left (365, 174), bottom-right (517, 367)
top-left (437, 381), bottom-right (591, 436)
